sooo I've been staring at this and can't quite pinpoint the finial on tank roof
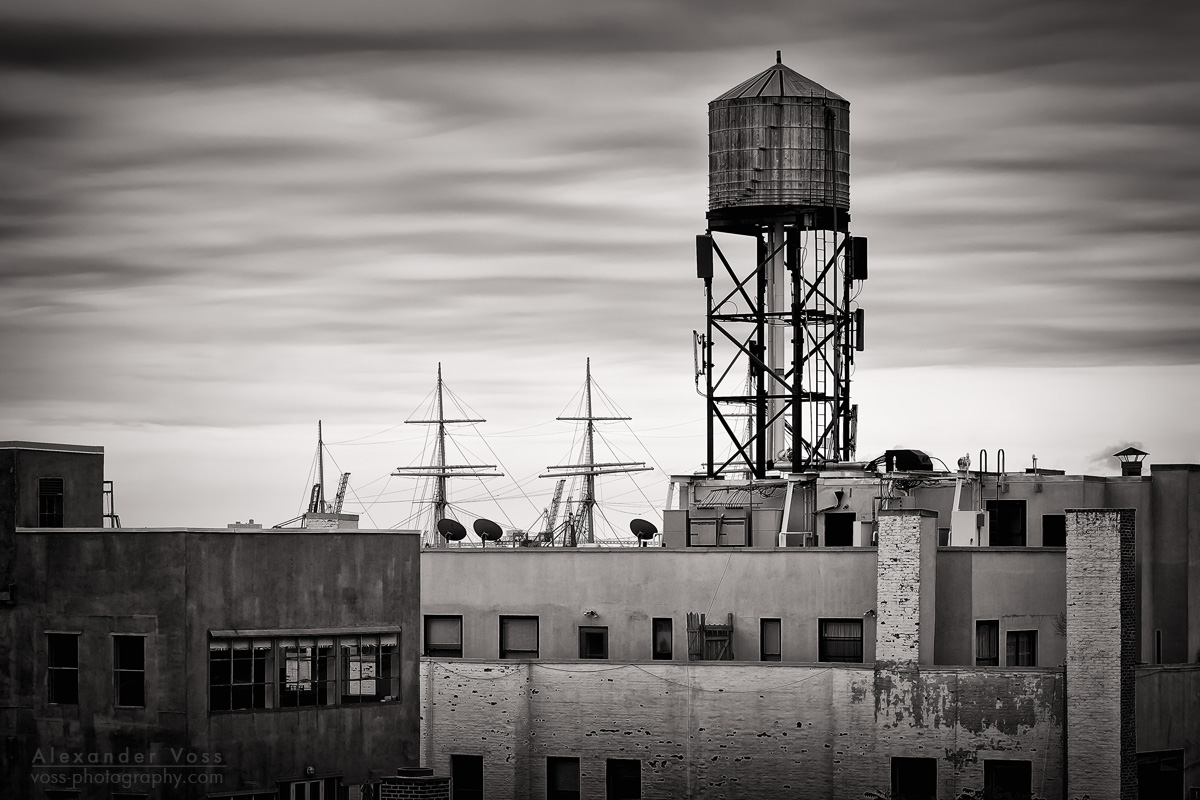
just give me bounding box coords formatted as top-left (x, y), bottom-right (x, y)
top-left (777, 50), bottom-right (782, 64)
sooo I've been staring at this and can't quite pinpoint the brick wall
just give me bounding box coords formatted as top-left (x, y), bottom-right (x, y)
top-left (1065, 508), bottom-right (1136, 800)
top-left (876, 510), bottom-right (937, 665)
top-left (378, 768), bottom-right (450, 800)
top-left (420, 660), bottom-right (1063, 799)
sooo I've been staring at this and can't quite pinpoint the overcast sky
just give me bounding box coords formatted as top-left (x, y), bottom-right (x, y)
top-left (2, 0), bottom-right (1197, 531)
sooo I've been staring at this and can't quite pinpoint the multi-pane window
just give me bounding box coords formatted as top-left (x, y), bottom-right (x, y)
top-left (210, 638), bottom-right (273, 711)
top-left (652, 618), bottom-right (672, 660)
top-left (499, 616), bottom-right (539, 659)
top-left (579, 626), bottom-right (608, 659)
top-left (113, 635), bottom-right (146, 707)
top-left (760, 618), bottom-right (782, 662)
top-left (547, 756), bottom-right (580, 800)
top-left (280, 637), bottom-right (337, 708)
top-left (425, 615), bottom-right (464, 658)
top-left (208, 632), bottom-right (399, 712)
top-left (341, 633), bottom-right (400, 703)
top-left (818, 619), bottom-right (863, 663)
top-left (39, 477), bottom-right (65, 527)
top-left (1006, 630), bottom-right (1037, 667)
top-left (606, 758), bottom-right (641, 800)
top-left (47, 632), bottom-right (79, 705)
top-left (976, 620), bottom-right (999, 666)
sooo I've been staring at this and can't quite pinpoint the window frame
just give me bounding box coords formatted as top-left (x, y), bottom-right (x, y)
top-left (424, 615), bottom-right (464, 658)
top-left (47, 632), bottom-right (79, 705)
top-left (450, 754), bottom-right (484, 800)
top-left (652, 618), bottom-right (672, 661)
top-left (1005, 629), bottom-right (1038, 667)
top-left (818, 618), bottom-right (863, 663)
top-left (578, 626), bottom-right (609, 659)
top-left (38, 476), bottom-right (65, 528)
top-left (112, 633), bottom-right (147, 708)
top-left (760, 618), bottom-right (782, 662)
top-left (499, 616), bottom-right (539, 660)
top-left (975, 620), bottom-right (1000, 666)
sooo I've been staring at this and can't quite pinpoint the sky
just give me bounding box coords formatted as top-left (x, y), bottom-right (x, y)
top-left (1, 0), bottom-right (1198, 534)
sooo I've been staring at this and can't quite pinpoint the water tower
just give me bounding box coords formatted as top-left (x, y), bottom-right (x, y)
top-left (696, 53), bottom-right (867, 478)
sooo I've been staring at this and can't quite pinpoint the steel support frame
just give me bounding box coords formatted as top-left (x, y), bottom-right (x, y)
top-left (702, 215), bottom-right (858, 478)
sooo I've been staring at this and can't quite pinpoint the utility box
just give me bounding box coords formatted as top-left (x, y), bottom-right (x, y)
top-left (950, 510), bottom-right (989, 546)
top-left (719, 513), bottom-right (749, 547)
top-left (663, 510), bottom-right (689, 548)
top-left (689, 518), bottom-right (718, 546)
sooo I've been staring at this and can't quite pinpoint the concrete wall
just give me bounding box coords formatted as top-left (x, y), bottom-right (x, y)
top-left (0, 527), bottom-right (420, 800)
top-left (421, 549), bottom-right (880, 664)
top-left (1137, 664), bottom-right (1200, 791)
top-left (419, 660), bottom-right (1064, 800)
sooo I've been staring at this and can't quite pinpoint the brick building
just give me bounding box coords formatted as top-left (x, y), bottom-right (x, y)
top-left (419, 459), bottom-right (1200, 799)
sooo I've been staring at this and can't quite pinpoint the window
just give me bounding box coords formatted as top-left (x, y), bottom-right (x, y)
top-left (208, 632), bottom-right (398, 713)
top-left (760, 618), bottom-right (781, 662)
top-left (113, 635), bottom-right (145, 707)
top-left (1006, 630), bottom-right (1037, 666)
top-left (39, 477), bottom-right (64, 527)
top-left (340, 633), bottom-right (400, 703)
top-left (47, 633), bottom-right (79, 705)
top-left (210, 638), bottom-right (273, 711)
top-left (1154, 630), bottom-right (1162, 665)
top-left (984, 759), bottom-right (1031, 800)
top-left (1042, 514), bottom-right (1066, 547)
top-left (986, 499), bottom-right (1027, 546)
top-left (285, 778), bottom-right (338, 800)
top-left (500, 616), bottom-right (539, 659)
top-left (976, 621), bottom-right (999, 666)
top-left (280, 637), bottom-right (336, 707)
top-left (579, 626), bottom-right (608, 659)
top-left (891, 757), bottom-right (937, 800)
top-left (824, 512), bottom-right (855, 546)
top-left (652, 618), bottom-right (672, 660)
top-left (606, 759), bottom-right (641, 800)
top-left (451, 754), bottom-right (484, 800)
top-left (818, 619), bottom-right (863, 663)
top-left (425, 615), bottom-right (463, 658)
top-left (1138, 750), bottom-right (1183, 800)
top-left (547, 757), bottom-right (580, 800)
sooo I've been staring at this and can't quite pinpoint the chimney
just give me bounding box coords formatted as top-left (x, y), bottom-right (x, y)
top-left (1112, 447), bottom-right (1147, 477)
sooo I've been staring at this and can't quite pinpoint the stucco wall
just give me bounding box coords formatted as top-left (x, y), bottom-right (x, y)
top-left (419, 660), bottom-right (1064, 799)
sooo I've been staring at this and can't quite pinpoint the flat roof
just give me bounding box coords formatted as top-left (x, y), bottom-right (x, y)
top-left (16, 527), bottom-right (420, 536)
top-left (0, 441), bottom-right (104, 454)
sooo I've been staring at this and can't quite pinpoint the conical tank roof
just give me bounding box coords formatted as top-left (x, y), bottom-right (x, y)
top-left (712, 56), bottom-right (845, 103)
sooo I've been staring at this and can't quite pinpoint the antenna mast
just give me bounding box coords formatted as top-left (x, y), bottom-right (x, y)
top-left (317, 420), bottom-right (326, 513)
top-left (392, 363), bottom-right (503, 547)
top-left (542, 358), bottom-right (651, 544)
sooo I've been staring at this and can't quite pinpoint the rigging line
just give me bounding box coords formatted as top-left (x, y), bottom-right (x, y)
top-left (321, 449), bottom-right (383, 528)
top-left (705, 548), bottom-right (737, 617)
top-left (296, 446), bottom-right (320, 515)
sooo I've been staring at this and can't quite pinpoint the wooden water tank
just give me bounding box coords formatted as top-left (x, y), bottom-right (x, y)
top-left (709, 59), bottom-right (850, 217)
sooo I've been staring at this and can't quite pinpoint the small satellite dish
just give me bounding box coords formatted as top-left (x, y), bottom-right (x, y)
top-left (629, 518), bottom-right (658, 541)
top-left (474, 518), bottom-right (504, 542)
top-left (437, 518), bottom-right (467, 541)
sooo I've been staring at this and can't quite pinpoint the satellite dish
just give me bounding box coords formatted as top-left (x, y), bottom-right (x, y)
top-left (474, 518), bottom-right (504, 542)
top-left (437, 518), bottom-right (467, 541)
top-left (629, 518), bottom-right (658, 541)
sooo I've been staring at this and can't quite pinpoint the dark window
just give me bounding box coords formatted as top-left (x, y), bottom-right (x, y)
top-left (280, 637), bottom-right (336, 708)
top-left (47, 633), bottom-right (78, 705)
top-left (579, 626), bottom-right (609, 659)
top-left (425, 615), bottom-right (463, 658)
top-left (451, 754), bottom-right (484, 800)
top-left (984, 759), bottom-right (1031, 800)
top-left (824, 512), bottom-right (855, 546)
top-left (1042, 514), bottom-right (1066, 547)
top-left (652, 618), bottom-right (672, 660)
top-left (1155, 630), bottom-right (1162, 665)
top-left (976, 621), bottom-right (999, 666)
top-left (210, 638), bottom-right (273, 711)
top-left (1138, 750), bottom-right (1183, 800)
top-left (39, 477), bottom-right (64, 527)
top-left (891, 757), bottom-right (937, 800)
top-left (1006, 630), bottom-right (1037, 667)
top-left (819, 619), bottom-right (863, 663)
top-left (339, 633), bottom-right (400, 704)
top-left (500, 616), bottom-right (539, 659)
top-left (606, 758), bottom-right (641, 800)
top-left (760, 618), bottom-right (781, 662)
top-left (113, 635), bottom-right (145, 707)
top-left (547, 756), bottom-right (580, 800)
top-left (986, 499), bottom-right (1027, 546)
